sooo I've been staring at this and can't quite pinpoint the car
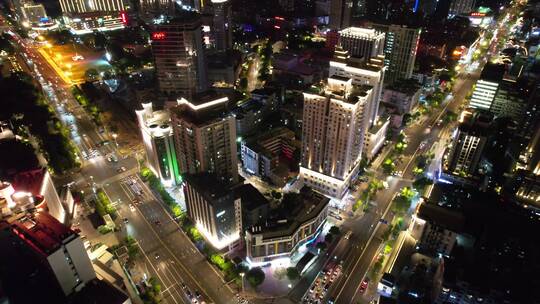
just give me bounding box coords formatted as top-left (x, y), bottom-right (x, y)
top-left (154, 220), bottom-right (161, 225)
top-left (324, 283), bottom-right (330, 291)
top-left (181, 282), bottom-right (187, 289)
top-left (195, 290), bottom-right (201, 298)
top-left (129, 204), bottom-right (136, 212)
top-left (186, 290), bottom-right (193, 299)
top-left (344, 230), bottom-right (352, 240)
top-left (359, 279), bottom-right (369, 293)
top-left (123, 218), bottom-right (129, 224)
top-left (72, 55), bottom-right (84, 61)
top-left (154, 252), bottom-right (160, 259)
top-left (310, 285), bottom-right (316, 293)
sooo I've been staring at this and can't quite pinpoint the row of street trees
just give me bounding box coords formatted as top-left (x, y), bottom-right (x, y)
top-left (0, 73), bottom-right (79, 174)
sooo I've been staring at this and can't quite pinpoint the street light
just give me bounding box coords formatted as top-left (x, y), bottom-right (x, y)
top-left (239, 272), bottom-right (245, 293)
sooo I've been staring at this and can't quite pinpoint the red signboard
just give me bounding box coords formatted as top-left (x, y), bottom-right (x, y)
top-left (120, 11), bottom-right (128, 25)
top-left (152, 32), bottom-right (166, 40)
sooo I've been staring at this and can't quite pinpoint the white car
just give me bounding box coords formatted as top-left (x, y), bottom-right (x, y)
top-left (129, 204), bottom-right (136, 212)
top-left (72, 55), bottom-right (84, 61)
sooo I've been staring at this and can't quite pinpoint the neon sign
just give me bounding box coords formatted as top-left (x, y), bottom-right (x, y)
top-left (120, 12), bottom-right (128, 24)
top-left (152, 32), bottom-right (166, 40)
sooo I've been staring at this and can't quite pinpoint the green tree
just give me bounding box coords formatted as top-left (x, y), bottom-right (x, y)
top-left (316, 241), bottom-right (327, 251)
top-left (329, 226), bottom-right (340, 235)
top-left (246, 267), bottom-right (265, 288)
top-left (382, 158), bottom-right (395, 174)
top-left (85, 68), bottom-right (99, 81)
top-left (286, 267), bottom-right (300, 281)
top-left (325, 233), bottom-right (334, 244)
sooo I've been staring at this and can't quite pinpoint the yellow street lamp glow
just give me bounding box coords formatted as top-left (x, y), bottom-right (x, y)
top-left (37, 36), bottom-right (45, 41)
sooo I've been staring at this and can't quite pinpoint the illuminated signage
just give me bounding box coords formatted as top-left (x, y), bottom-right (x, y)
top-left (120, 11), bottom-right (127, 24)
top-left (470, 12), bottom-right (486, 17)
top-left (152, 32), bottom-right (166, 40)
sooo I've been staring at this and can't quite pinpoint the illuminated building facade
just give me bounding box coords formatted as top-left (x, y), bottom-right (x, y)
top-left (183, 173), bottom-right (241, 250)
top-left (136, 102), bottom-right (180, 187)
top-left (170, 92), bottom-right (238, 185)
top-left (245, 187), bottom-right (329, 264)
top-left (369, 23), bottom-right (421, 85)
top-left (445, 110), bottom-right (491, 177)
top-left (211, 0), bottom-right (232, 50)
top-left (151, 12), bottom-right (208, 99)
top-left (329, 46), bottom-right (385, 127)
top-left (470, 63), bottom-right (527, 122)
top-left (338, 27), bottom-right (385, 60)
top-left (300, 76), bottom-right (372, 198)
top-left (58, 0), bottom-right (128, 34)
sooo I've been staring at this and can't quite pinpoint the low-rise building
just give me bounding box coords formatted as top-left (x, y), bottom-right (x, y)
top-left (245, 187), bottom-right (329, 264)
top-left (240, 127), bottom-right (299, 187)
top-left (381, 78), bottom-right (421, 115)
top-left (363, 115), bottom-right (389, 160)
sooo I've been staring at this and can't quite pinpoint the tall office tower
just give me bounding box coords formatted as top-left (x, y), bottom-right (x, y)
top-left (329, 0), bottom-right (353, 30)
top-left (469, 63), bottom-right (528, 122)
top-left (58, 0), bottom-right (128, 34)
top-left (170, 92), bottom-right (238, 184)
top-left (338, 27), bottom-right (385, 61)
top-left (183, 173), bottom-right (241, 249)
top-left (0, 212), bottom-right (96, 302)
top-left (329, 46), bottom-right (385, 127)
top-left (300, 76), bottom-right (372, 198)
top-left (151, 11), bottom-right (208, 99)
top-left (136, 102), bottom-right (180, 187)
top-left (448, 0), bottom-right (475, 16)
top-left (211, 0), bottom-right (232, 50)
top-left (445, 110), bottom-right (492, 176)
top-left (369, 23), bottom-right (421, 85)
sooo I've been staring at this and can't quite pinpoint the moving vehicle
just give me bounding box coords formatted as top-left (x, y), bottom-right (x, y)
top-left (359, 279), bottom-right (369, 293)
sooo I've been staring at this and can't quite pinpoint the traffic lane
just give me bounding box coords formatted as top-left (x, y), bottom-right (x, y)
top-left (124, 177), bottom-right (233, 304)
top-left (137, 196), bottom-right (234, 304)
top-left (106, 181), bottom-right (202, 304)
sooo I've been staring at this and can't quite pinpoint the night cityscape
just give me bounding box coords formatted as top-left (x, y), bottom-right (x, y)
top-left (0, 0), bottom-right (538, 302)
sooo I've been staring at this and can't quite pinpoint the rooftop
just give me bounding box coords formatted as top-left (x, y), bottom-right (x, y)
top-left (385, 78), bottom-right (421, 95)
top-left (339, 27), bottom-right (385, 38)
top-left (480, 62), bottom-right (506, 83)
top-left (184, 173), bottom-right (232, 204)
top-left (171, 91), bottom-right (231, 126)
top-left (234, 184), bottom-right (269, 212)
top-left (417, 202), bottom-right (465, 232)
top-left (248, 187), bottom-right (329, 240)
top-left (8, 211), bottom-right (75, 256)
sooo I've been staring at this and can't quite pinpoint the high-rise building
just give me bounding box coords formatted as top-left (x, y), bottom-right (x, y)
top-left (338, 27), bottom-right (385, 60)
top-left (445, 110), bottom-right (492, 177)
top-left (329, 46), bottom-right (385, 126)
top-left (0, 212), bottom-right (96, 302)
top-left (448, 0), bottom-right (476, 16)
top-left (151, 11), bottom-right (208, 99)
top-left (183, 173), bottom-right (241, 250)
top-left (211, 0), bottom-right (232, 50)
top-left (469, 63), bottom-right (528, 122)
top-left (136, 102), bottom-right (180, 187)
top-left (300, 76), bottom-right (372, 198)
top-left (170, 92), bottom-right (238, 184)
top-left (329, 0), bottom-right (352, 30)
top-left (369, 23), bottom-right (421, 85)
